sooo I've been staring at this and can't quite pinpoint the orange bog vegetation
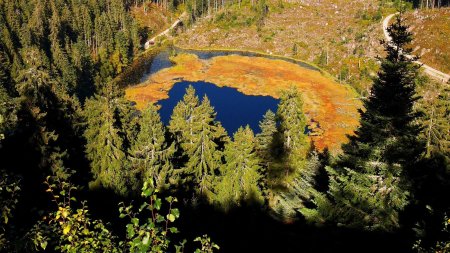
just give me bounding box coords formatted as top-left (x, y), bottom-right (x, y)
top-left (125, 53), bottom-right (362, 152)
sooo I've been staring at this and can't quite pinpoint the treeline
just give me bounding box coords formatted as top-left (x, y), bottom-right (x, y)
top-left (407, 0), bottom-right (450, 8)
top-left (0, 0), bottom-right (140, 97)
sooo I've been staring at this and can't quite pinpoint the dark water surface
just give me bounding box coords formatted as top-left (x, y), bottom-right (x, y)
top-left (158, 81), bottom-right (279, 134)
top-left (140, 47), bottom-right (320, 134)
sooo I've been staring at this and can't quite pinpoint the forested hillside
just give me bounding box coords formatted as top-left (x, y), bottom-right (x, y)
top-left (0, 0), bottom-right (449, 252)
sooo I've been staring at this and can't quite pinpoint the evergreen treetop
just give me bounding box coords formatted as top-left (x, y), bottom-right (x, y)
top-left (304, 13), bottom-right (424, 231)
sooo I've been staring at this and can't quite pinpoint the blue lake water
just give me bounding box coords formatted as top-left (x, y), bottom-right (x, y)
top-left (158, 81), bottom-right (279, 134)
top-left (138, 47), bottom-right (321, 134)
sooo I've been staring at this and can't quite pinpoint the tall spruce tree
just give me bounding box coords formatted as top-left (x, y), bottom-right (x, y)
top-left (303, 14), bottom-right (423, 231)
top-left (276, 87), bottom-right (309, 175)
top-left (215, 126), bottom-right (264, 210)
top-left (184, 96), bottom-right (227, 196)
top-left (168, 85), bottom-right (200, 148)
top-left (84, 83), bottom-right (133, 195)
top-left (169, 86), bottom-right (228, 197)
top-left (129, 104), bottom-right (176, 191)
top-left (256, 110), bottom-right (277, 164)
top-left (14, 47), bottom-right (79, 177)
top-left (421, 86), bottom-right (449, 158)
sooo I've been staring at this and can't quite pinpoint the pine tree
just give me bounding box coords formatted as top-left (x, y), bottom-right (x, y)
top-left (169, 86), bottom-right (227, 197)
top-left (276, 87), bottom-right (309, 175)
top-left (215, 126), bottom-right (264, 210)
top-left (422, 87), bottom-right (449, 158)
top-left (256, 110), bottom-right (277, 164)
top-left (14, 47), bottom-right (72, 177)
top-left (184, 96), bottom-right (227, 196)
top-left (129, 104), bottom-right (176, 191)
top-left (276, 151), bottom-right (322, 220)
top-left (304, 14), bottom-right (423, 231)
top-left (84, 83), bottom-right (132, 195)
top-left (168, 85), bottom-right (200, 148)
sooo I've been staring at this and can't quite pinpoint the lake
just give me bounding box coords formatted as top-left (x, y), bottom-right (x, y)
top-left (138, 48), bottom-right (319, 134)
top-left (158, 81), bottom-right (279, 134)
top-left (125, 47), bottom-right (361, 151)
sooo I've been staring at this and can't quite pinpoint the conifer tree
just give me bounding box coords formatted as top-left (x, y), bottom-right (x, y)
top-left (256, 110), bottom-right (277, 163)
top-left (84, 83), bottom-right (133, 195)
top-left (276, 151), bottom-right (323, 219)
top-left (422, 87), bottom-right (449, 157)
top-left (276, 87), bottom-right (309, 175)
top-left (215, 126), bottom-right (264, 210)
top-left (129, 104), bottom-right (176, 191)
top-left (303, 14), bottom-right (423, 231)
top-left (14, 47), bottom-right (75, 177)
top-left (168, 85), bottom-right (200, 148)
top-left (185, 96), bottom-right (227, 196)
top-left (169, 86), bottom-right (227, 197)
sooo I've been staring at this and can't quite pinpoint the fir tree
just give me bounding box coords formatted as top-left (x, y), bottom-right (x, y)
top-left (215, 126), bottom-right (264, 210)
top-left (422, 86), bottom-right (449, 158)
top-left (168, 85), bottom-right (200, 148)
top-left (184, 96), bottom-right (227, 196)
top-left (276, 87), bottom-right (309, 175)
top-left (256, 110), bottom-right (277, 164)
top-left (14, 47), bottom-right (75, 177)
top-left (129, 104), bottom-right (176, 191)
top-left (303, 14), bottom-right (423, 231)
top-left (83, 83), bottom-right (132, 195)
top-left (276, 151), bottom-right (322, 220)
top-left (169, 86), bottom-right (227, 197)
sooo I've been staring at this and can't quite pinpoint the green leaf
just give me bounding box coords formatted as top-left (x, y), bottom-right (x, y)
top-left (156, 215), bottom-right (165, 223)
top-left (142, 188), bottom-right (152, 197)
top-left (167, 214), bottom-right (176, 222)
top-left (154, 198), bottom-right (162, 210)
top-left (131, 217), bottom-right (139, 226)
top-left (40, 241), bottom-right (48, 250)
top-left (169, 227), bottom-right (179, 234)
top-left (142, 232), bottom-right (150, 245)
top-left (126, 224), bottom-right (135, 238)
top-left (171, 208), bottom-right (180, 219)
top-left (139, 203), bottom-right (148, 212)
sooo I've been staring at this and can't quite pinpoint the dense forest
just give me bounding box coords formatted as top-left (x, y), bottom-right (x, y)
top-left (409, 0), bottom-right (450, 8)
top-left (0, 0), bottom-right (449, 252)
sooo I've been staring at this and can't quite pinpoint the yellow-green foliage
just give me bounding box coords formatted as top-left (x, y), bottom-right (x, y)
top-left (214, 126), bottom-right (264, 210)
